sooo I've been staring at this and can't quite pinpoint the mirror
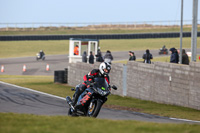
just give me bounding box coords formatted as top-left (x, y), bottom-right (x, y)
top-left (112, 85), bottom-right (117, 90)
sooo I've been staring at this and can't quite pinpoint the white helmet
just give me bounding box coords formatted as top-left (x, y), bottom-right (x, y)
top-left (99, 62), bottom-right (111, 76)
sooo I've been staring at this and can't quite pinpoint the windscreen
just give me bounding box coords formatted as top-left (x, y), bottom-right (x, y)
top-left (93, 77), bottom-right (109, 90)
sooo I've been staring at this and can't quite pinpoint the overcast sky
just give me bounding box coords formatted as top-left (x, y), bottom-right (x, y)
top-left (0, 0), bottom-right (199, 24)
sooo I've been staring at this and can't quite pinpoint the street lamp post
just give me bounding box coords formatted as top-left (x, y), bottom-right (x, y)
top-left (191, 0), bottom-right (198, 62)
top-left (180, 0), bottom-right (183, 64)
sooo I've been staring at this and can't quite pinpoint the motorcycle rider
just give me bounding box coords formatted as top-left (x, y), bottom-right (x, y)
top-left (39, 50), bottom-right (45, 59)
top-left (71, 62), bottom-right (111, 109)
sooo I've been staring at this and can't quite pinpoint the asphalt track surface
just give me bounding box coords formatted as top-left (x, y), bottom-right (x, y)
top-left (1, 48), bottom-right (200, 76)
top-left (1, 49), bottom-right (200, 124)
top-left (1, 81), bottom-right (200, 124)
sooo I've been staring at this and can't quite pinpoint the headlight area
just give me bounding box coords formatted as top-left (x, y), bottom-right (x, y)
top-left (97, 88), bottom-right (109, 96)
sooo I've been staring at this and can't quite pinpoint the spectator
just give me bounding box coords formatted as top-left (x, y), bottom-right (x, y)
top-left (89, 51), bottom-right (94, 64)
top-left (74, 45), bottom-right (79, 55)
top-left (82, 51), bottom-right (87, 63)
top-left (175, 49), bottom-right (180, 63)
top-left (142, 49), bottom-right (153, 64)
top-left (182, 49), bottom-right (189, 65)
top-left (170, 48), bottom-right (179, 63)
top-left (128, 51), bottom-right (133, 57)
top-left (104, 50), bottom-right (113, 64)
top-left (129, 51), bottom-right (136, 61)
top-left (96, 49), bottom-right (104, 62)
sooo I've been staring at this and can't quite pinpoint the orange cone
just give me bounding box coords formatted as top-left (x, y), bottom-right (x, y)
top-left (1, 65), bottom-right (4, 72)
top-left (46, 64), bottom-right (49, 71)
top-left (23, 64), bottom-right (26, 72)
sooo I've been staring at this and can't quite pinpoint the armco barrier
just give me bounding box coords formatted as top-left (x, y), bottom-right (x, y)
top-left (0, 32), bottom-right (199, 41)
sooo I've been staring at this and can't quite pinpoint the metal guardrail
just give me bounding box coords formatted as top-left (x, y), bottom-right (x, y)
top-left (0, 32), bottom-right (199, 41)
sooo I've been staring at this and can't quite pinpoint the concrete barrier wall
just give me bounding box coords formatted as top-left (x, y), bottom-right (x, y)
top-left (127, 61), bottom-right (200, 110)
top-left (68, 62), bottom-right (100, 87)
top-left (109, 63), bottom-right (124, 96)
top-left (68, 62), bottom-right (124, 96)
top-left (68, 61), bottom-right (200, 110)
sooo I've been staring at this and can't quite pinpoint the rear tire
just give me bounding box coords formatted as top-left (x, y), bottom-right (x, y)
top-left (87, 100), bottom-right (102, 117)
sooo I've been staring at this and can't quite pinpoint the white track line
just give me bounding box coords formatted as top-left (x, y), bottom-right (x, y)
top-left (169, 117), bottom-right (200, 123)
top-left (0, 81), bottom-right (65, 101)
top-left (0, 81), bottom-right (200, 123)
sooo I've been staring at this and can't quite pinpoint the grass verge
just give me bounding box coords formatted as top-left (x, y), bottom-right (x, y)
top-left (0, 75), bottom-right (200, 121)
top-left (0, 113), bottom-right (200, 133)
top-left (0, 37), bottom-right (194, 58)
top-left (113, 55), bottom-right (200, 64)
top-left (0, 27), bottom-right (195, 35)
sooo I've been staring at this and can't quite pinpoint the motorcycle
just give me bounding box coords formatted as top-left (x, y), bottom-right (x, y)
top-left (36, 53), bottom-right (45, 61)
top-left (66, 77), bottom-right (117, 117)
top-left (159, 45), bottom-right (168, 55)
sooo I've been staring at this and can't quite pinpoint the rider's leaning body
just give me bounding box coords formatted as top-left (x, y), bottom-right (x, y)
top-left (72, 62), bottom-right (111, 109)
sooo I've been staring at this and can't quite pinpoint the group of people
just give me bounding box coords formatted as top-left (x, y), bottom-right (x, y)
top-left (129, 49), bottom-right (153, 64)
top-left (128, 47), bottom-right (189, 65)
top-left (74, 45), bottom-right (114, 64)
top-left (82, 49), bottom-right (113, 64)
top-left (75, 43), bottom-right (190, 65)
top-left (169, 48), bottom-right (189, 65)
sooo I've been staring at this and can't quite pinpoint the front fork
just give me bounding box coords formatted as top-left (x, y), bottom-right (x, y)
top-left (66, 96), bottom-right (75, 111)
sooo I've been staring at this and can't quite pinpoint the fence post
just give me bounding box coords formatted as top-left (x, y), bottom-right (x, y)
top-left (122, 64), bottom-right (127, 96)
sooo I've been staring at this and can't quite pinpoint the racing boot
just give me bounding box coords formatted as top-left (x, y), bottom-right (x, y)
top-left (72, 84), bottom-right (86, 106)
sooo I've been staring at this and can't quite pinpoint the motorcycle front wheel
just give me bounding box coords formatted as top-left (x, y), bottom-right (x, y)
top-left (87, 100), bottom-right (102, 117)
top-left (68, 108), bottom-right (77, 116)
top-left (68, 108), bottom-right (73, 116)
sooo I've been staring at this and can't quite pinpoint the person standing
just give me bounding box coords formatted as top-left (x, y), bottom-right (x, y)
top-left (142, 49), bottom-right (153, 64)
top-left (89, 51), bottom-right (94, 64)
top-left (82, 51), bottom-right (87, 63)
top-left (129, 51), bottom-right (136, 61)
top-left (182, 49), bottom-right (189, 65)
top-left (74, 45), bottom-right (79, 55)
top-left (169, 48), bottom-right (179, 63)
top-left (96, 49), bottom-right (104, 62)
top-left (104, 50), bottom-right (113, 64)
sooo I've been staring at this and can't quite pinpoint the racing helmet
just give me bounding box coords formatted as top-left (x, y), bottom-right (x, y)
top-left (99, 62), bottom-right (111, 76)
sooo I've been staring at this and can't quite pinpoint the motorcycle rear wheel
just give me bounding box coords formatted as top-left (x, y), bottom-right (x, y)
top-left (87, 100), bottom-right (102, 117)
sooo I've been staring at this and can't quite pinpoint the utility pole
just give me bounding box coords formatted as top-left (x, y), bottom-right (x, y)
top-left (191, 0), bottom-right (198, 62)
top-left (180, 0), bottom-right (183, 64)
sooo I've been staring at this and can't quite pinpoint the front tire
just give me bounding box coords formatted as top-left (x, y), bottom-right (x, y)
top-left (68, 108), bottom-right (73, 116)
top-left (68, 108), bottom-right (77, 116)
top-left (87, 100), bottom-right (102, 117)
